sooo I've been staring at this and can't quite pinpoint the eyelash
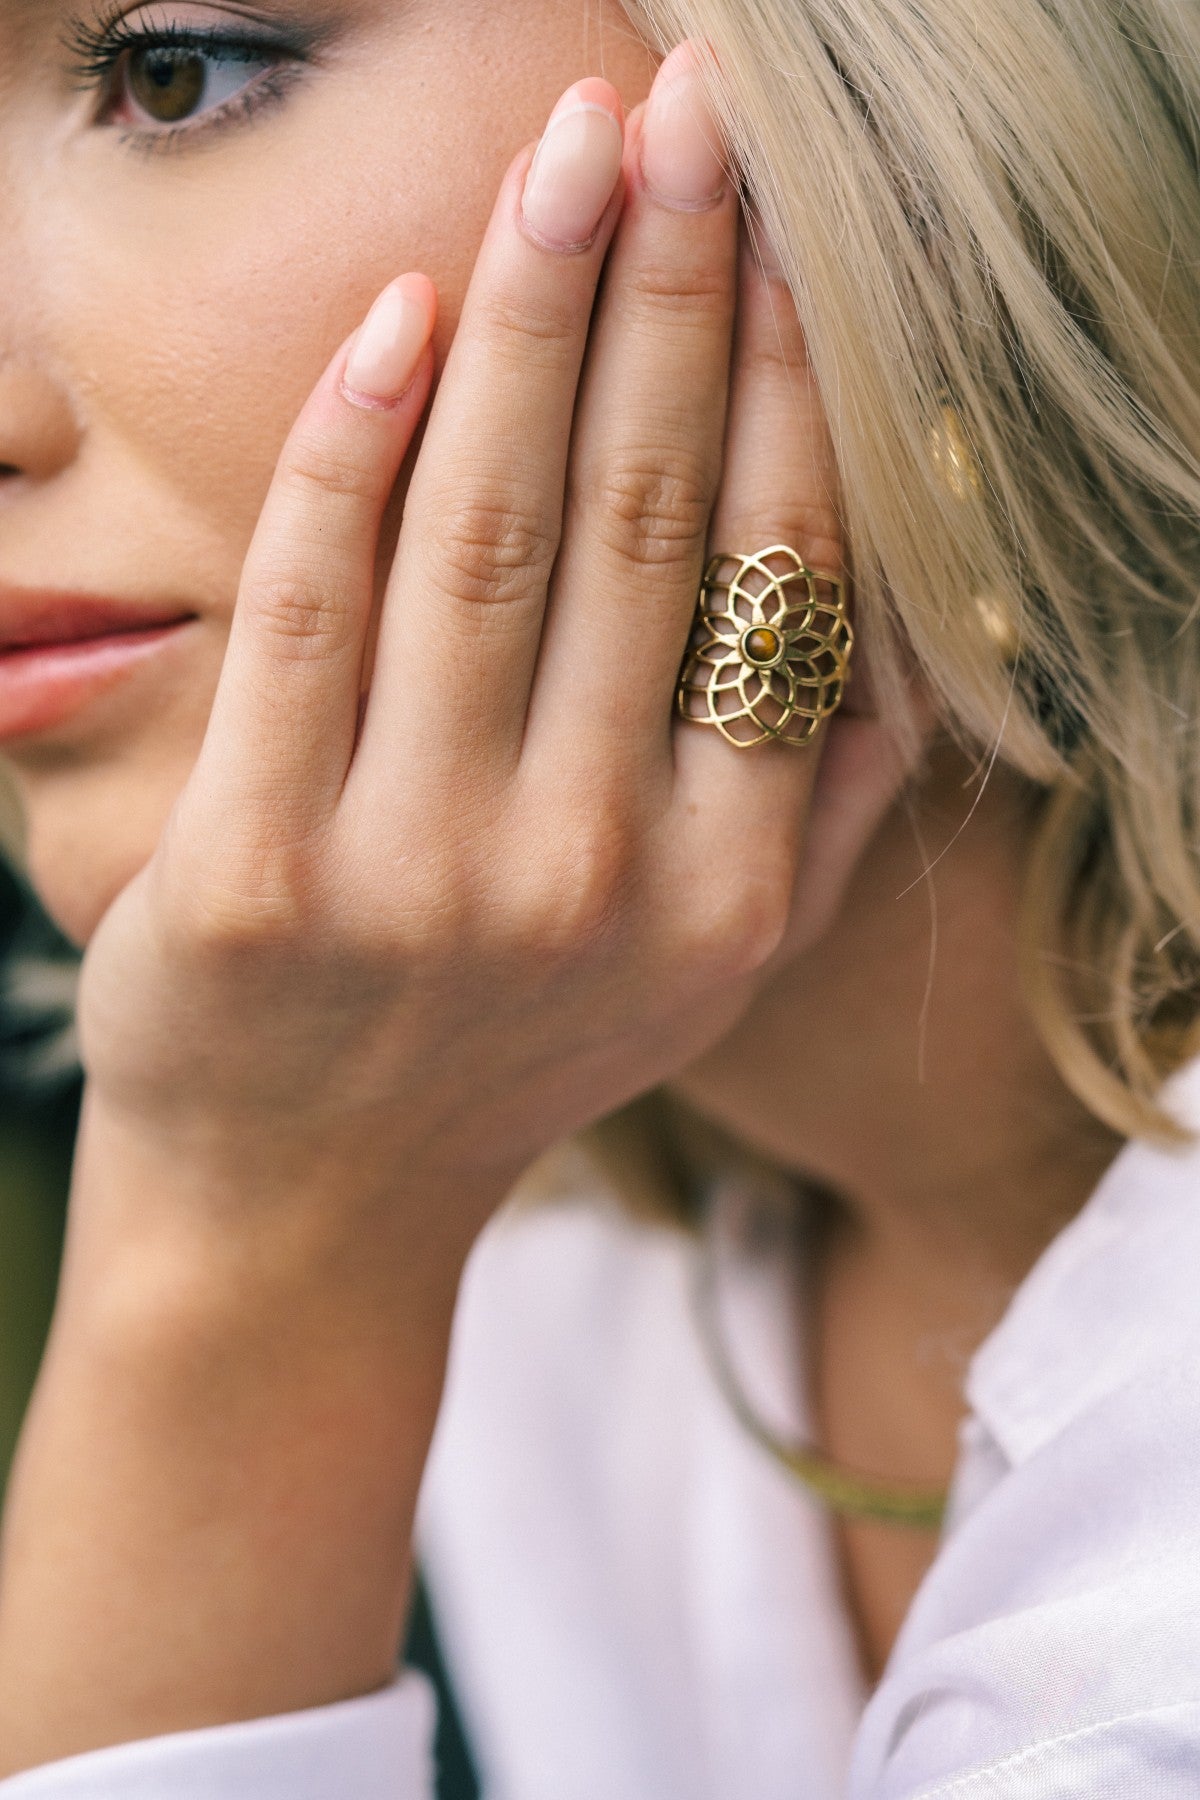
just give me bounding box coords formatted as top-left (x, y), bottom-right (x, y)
top-left (61, 6), bottom-right (307, 154)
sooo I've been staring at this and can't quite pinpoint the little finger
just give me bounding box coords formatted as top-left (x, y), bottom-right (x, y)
top-left (193, 274), bottom-right (437, 837)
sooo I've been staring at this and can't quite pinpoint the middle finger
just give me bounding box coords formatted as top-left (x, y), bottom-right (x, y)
top-left (522, 42), bottom-right (739, 773)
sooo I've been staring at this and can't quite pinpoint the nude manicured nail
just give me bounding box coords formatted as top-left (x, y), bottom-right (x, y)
top-left (342, 275), bottom-right (434, 406)
top-left (521, 81), bottom-right (624, 250)
top-left (641, 43), bottom-right (726, 210)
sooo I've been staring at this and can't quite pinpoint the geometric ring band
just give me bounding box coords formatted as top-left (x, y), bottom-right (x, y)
top-left (675, 545), bottom-right (854, 748)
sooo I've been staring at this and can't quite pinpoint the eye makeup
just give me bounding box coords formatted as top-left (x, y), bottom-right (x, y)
top-left (59, 2), bottom-right (336, 154)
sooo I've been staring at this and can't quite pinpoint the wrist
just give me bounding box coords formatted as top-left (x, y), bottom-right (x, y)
top-left (63, 1081), bottom-right (513, 1342)
top-left (0, 1084), bottom-right (505, 1770)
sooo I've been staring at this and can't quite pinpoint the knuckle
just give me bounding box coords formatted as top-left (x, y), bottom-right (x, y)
top-left (244, 570), bottom-right (352, 658)
top-left (626, 256), bottom-right (732, 325)
top-left (590, 455), bottom-right (713, 573)
top-left (474, 289), bottom-right (578, 366)
top-left (741, 327), bottom-right (804, 385)
top-left (283, 436), bottom-right (383, 506)
top-left (430, 492), bottom-right (559, 608)
top-left (570, 811), bottom-right (641, 921)
top-left (728, 506), bottom-right (844, 580)
top-left (691, 869), bottom-right (793, 977)
top-left (165, 846), bottom-right (325, 963)
top-left (531, 811), bottom-right (639, 952)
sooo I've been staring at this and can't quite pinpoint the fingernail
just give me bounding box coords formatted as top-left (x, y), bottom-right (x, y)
top-left (640, 43), bottom-right (726, 210)
top-left (521, 79), bottom-right (624, 250)
top-left (342, 274), bottom-right (435, 407)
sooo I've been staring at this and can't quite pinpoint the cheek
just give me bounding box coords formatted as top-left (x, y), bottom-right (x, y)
top-left (51, 0), bottom-right (658, 555)
top-left (18, 6), bottom-right (654, 940)
top-left (19, 71), bottom-right (521, 941)
top-left (44, 1), bottom-right (657, 577)
top-left (56, 80), bottom-right (492, 555)
top-left (20, 736), bottom-right (203, 947)
top-left (11, 622), bottom-right (229, 944)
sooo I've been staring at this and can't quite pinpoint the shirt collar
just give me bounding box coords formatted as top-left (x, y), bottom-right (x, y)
top-left (964, 1049), bottom-right (1200, 1466)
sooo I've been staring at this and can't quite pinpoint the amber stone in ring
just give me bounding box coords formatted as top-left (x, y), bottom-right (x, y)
top-left (677, 545), bottom-right (854, 748)
top-left (741, 625), bottom-right (784, 667)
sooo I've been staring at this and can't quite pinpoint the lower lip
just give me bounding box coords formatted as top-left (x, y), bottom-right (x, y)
top-left (0, 622), bottom-right (192, 740)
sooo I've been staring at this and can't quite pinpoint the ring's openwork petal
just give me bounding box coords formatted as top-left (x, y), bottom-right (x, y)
top-left (677, 547), bottom-right (854, 748)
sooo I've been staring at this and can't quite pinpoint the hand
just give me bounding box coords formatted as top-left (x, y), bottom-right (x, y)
top-left (77, 44), bottom-right (915, 1235)
top-left (0, 44), bottom-right (933, 1766)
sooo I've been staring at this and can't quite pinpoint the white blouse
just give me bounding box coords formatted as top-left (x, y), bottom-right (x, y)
top-left (5, 1055), bottom-right (1200, 1798)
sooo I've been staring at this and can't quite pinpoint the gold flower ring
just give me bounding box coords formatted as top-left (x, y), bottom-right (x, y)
top-left (676, 547), bottom-right (853, 748)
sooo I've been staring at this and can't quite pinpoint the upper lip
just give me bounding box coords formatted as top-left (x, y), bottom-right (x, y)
top-left (0, 585), bottom-right (196, 651)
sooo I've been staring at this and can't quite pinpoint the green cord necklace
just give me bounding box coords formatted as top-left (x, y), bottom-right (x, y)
top-left (691, 1190), bottom-right (949, 1532)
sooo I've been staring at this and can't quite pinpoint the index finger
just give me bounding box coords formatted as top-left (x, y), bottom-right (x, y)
top-left (353, 80), bottom-right (627, 790)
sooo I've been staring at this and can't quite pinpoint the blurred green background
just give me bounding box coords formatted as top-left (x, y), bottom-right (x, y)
top-left (0, 860), bottom-right (77, 1492)
top-left (0, 861), bottom-right (477, 1797)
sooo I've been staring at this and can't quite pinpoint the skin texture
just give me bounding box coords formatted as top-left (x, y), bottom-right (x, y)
top-left (0, 0), bottom-right (661, 935)
top-left (0, 0), bottom-right (1122, 1750)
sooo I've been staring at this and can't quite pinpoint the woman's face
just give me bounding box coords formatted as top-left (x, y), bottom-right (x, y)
top-left (0, 0), bottom-right (656, 942)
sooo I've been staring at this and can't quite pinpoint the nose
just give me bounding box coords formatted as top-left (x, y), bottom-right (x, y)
top-left (0, 358), bottom-right (82, 486)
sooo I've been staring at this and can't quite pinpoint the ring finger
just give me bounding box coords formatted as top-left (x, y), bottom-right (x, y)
top-left (674, 218), bottom-right (849, 834)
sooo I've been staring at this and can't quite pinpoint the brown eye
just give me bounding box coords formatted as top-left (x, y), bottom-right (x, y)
top-left (127, 46), bottom-right (206, 122)
top-left (115, 40), bottom-right (276, 129)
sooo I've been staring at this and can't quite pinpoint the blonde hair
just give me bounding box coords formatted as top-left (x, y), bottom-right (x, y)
top-left (552, 0), bottom-right (1200, 1215)
top-left (9, 4), bottom-right (1200, 1200)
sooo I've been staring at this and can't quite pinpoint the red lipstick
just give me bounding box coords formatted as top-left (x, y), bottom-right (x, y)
top-left (0, 587), bottom-right (196, 739)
